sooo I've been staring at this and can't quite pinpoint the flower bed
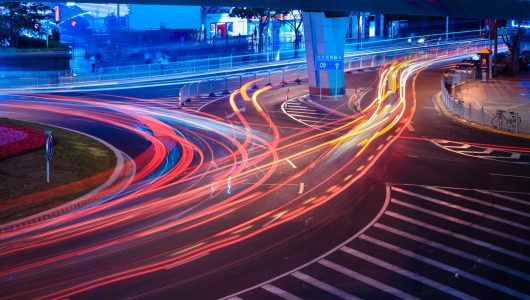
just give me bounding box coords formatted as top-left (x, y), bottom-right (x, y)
top-left (0, 123), bottom-right (45, 160)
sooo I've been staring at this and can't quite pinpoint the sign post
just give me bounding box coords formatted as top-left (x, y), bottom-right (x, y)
top-left (318, 61), bottom-right (326, 99)
top-left (44, 131), bottom-right (54, 183)
top-left (335, 62), bottom-right (339, 98)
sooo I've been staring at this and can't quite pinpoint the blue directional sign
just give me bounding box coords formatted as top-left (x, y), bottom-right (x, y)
top-left (45, 132), bottom-right (54, 161)
top-left (315, 54), bottom-right (344, 70)
top-left (44, 131), bottom-right (54, 183)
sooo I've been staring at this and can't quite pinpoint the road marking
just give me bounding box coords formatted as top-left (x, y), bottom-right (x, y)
top-left (391, 198), bottom-right (530, 246)
top-left (460, 148), bottom-right (494, 154)
top-left (261, 284), bottom-right (302, 300)
top-left (286, 159), bottom-right (297, 169)
top-left (489, 173), bottom-right (530, 180)
top-left (319, 259), bottom-right (419, 300)
top-left (406, 123), bottom-right (415, 132)
top-left (291, 271), bottom-right (360, 300)
top-left (474, 189), bottom-right (530, 207)
top-left (262, 211), bottom-right (288, 228)
top-left (231, 225), bottom-right (253, 235)
top-left (424, 186), bottom-right (530, 218)
top-left (226, 297), bottom-right (244, 300)
top-left (375, 222), bottom-right (530, 281)
top-left (511, 152), bottom-right (522, 159)
top-left (170, 242), bottom-right (205, 256)
top-left (165, 253), bottom-right (210, 270)
top-left (361, 234), bottom-right (530, 299)
top-left (385, 211), bottom-right (530, 262)
top-left (220, 185), bottom-right (393, 300)
top-left (391, 187), bottom-right (530, 231)
top-left (340, 246), bottom-right (476, 299)
top-left (287, 113), bottom-right (326, 120)
top-left (298, 183), bottom-right (305, 194)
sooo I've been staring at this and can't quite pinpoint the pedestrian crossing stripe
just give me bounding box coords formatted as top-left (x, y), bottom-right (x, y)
top-left (432, 139), bottom-right (530, 165)
top-left (223, 184), bottom-right (530, 300)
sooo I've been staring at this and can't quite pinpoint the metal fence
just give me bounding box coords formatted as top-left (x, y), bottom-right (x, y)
top-left (440, 71), bottom-right (530, 134)
top-left (179, 40), bottom-right (491, 101)
top-left (0, 38), bottom-right (489, 91)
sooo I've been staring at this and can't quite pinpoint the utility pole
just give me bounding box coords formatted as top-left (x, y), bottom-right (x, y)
top-left (446, 16), bottom-right (449, 40)
top-left (493, 20), bottom-right (498, 78)
top-left (117, 3), bottom-right (120, 26)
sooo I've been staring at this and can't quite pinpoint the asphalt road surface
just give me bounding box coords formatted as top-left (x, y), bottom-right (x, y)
top-left (0, 49), bottom-right (528, 300)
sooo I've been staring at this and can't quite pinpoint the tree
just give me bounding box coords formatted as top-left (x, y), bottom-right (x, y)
top-left (0, 2), bottom-right (51, 48)
top-left (502, 22), bottom-right (522, 76)
top-left (276, 9), bottom-right (303, 57)
top-left (230, 7), bottom-right (276, 53)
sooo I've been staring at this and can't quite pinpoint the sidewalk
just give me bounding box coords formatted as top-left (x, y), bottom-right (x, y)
top-left (455, 71), bottom-right (530, 119)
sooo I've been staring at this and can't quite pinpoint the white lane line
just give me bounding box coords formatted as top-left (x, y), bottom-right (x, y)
top-left (391, 187), bottom-right (530, 231)
top-left (475, 190), bottom-right (530, 207)
top-left (286, 159), bottom-right (297, 169)
top-left (291, 271), bottom-right (360, 300)
top-left (391, 198), bottom-right (530, 246)
top-left (261, 284), bottom-right (303, 300)
top-left (406, 123), bottom-right (415, 132)
top-left (360, 235), bottom-right (530, 299)
top-left (459, 148), bottom-right (494, 154)
top-left (375, 222), bottom-right (530, 281)
top-left (489, 173), bottom-right (530, 180)
top-left (446, 144), bottom-right (471, 149)
top-left (298, 183), bottom-right (305, 194)
top-left (287, 113), bottom-right (326, 120)
top-left (164, 253), bottom-right (210, 270)
top-left (227, 297), bottom-right (244, 300)
top-left (424, 186), bottom-right (530, 218)
top-left (286, 108), bottom-right (321, 113)
top-left (319, 259), bottom-right (419, 300)
top-left (340, 246), bottom-right (476, 299)
top-left (385, 211), bottom-right (530, 262)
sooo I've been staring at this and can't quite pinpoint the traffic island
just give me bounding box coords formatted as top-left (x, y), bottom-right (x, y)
top-left (0, 118), bottom-right (117, 224)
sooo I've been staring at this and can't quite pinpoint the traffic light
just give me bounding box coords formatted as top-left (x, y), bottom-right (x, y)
top-left (52, 6), bottom-right (60, 23)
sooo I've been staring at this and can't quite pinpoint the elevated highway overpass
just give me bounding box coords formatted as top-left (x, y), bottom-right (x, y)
top-left (48, 0), bottom-right (530, 96)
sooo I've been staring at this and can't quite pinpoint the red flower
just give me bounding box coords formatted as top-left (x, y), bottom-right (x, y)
top-left (0, 123), bottom-right (45, 160)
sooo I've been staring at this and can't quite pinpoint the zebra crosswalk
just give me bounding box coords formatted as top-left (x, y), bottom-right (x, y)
top-left (282, 98), bottom-right (350, 131)
top-left (225, 184), bottom-right (530, 300)
top-left (432, 139), bottom-right (530, 165)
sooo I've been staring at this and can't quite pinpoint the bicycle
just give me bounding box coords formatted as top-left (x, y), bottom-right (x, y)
top-left (491, 110), bottom-right (521, 129)
top-left (507, 111), bottom-right (522, 128)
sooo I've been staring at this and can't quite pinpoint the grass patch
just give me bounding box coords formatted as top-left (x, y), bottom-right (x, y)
top-left (0, 118), bottom-right (117, 224)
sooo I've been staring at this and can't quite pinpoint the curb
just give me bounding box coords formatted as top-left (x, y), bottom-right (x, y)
top-left (0, 123), bottom-right (136, 234)
top-left (432, 92), bottom-right (530, 141)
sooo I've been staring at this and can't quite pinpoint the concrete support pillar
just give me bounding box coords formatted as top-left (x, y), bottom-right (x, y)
top-left (303, 11), bottom-right (350, 97)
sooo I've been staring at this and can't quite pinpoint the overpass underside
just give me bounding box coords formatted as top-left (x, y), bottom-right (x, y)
top-left (49, 0), bottom-right (530, 96)
top-left (50, 0), bottom-right (530, 19)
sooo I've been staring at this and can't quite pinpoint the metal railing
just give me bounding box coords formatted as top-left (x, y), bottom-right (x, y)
top-left (0, 38), bottom-right (488, 91)
top-left (179, 40), bottom-right (490, 102)
top-left (440, 71), bottom-right (530, 134)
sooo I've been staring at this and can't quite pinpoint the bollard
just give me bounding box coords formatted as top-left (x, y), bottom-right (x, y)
top-left (481, 106), bottom-right (484, 125)
top-left (223, 77), bottom-right (230, 95)
top-left (280, 69), bottom-right (287, 86)
top-left (209, 80), bottom-right (216, 97)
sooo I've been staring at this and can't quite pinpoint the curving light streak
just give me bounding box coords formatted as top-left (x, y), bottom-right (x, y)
top-left (0, 50), bottom-right (465, 299)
